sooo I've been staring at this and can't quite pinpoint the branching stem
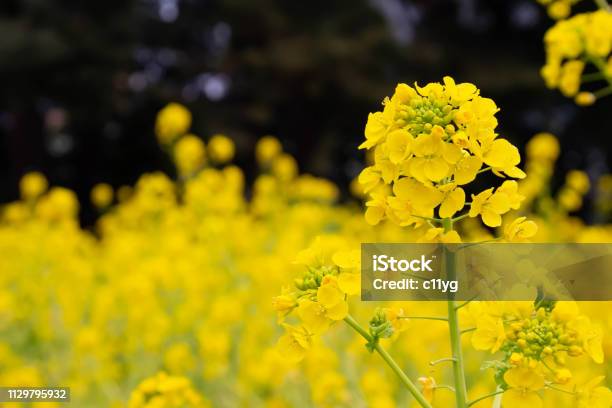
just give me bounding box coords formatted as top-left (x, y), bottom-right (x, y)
top-left (344, 315), bottom-right (433, 408)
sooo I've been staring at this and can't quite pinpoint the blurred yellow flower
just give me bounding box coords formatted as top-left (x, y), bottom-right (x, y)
top-left (207, 134), bottom-right (235, 164)
top-left (174, 134), bottom-right (206, 176)
top-left (90, 183), bottom-right (113, 209)
top-left (155, 103), bottom-right (191, 145)
top-left (19, 171), bottom-right (48, 200)
top-left (502, 367), bottom-right (544, 408)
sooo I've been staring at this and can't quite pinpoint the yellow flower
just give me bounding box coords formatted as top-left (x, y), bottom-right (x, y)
top-left (502, 367), bottom-right (544, 408)
top-left (155, 103), bottom-right (192, 145)
top-left (35, 187), bottom-right (79, 221)
top-left (385, 129), bottom-right (413, 164)
top-left (418, 376), bottom-right (436, 403)
top-left (272, 153), bottom-right (298, 181)
top-left (439, 185), bottom-right (465, 218)
top-left (364, 191), bottom-right (389, 226)
top-left (317, 277), bottom-right (349, 319)
top-left (559, 60), bottom-right (584, 97)
top-left (566, 170), bottom-right (590, 194)
top-left (392, 177), bottom-right (443, 215)
top-left (526, 132), bottom-right (560, 161)
top-left (207, 134), bottom-right (235, 164)
top-left (559, 187), bottom-right (582, 211)
top-left (575, 91), bottom-right (596, 106)
top-left (542, 10), bottom-right (612, 101)
top-left (359, 100), bottom-right (396, 149)
top-left (128, 371), bottom-right (208, 408)
top-left (358, 167), bottom-right (381, 193)
top-left (554, 368), bottom-right (572, 385)
top-left (19, 172), bottom-right (48, 200)
top-left (482, 139), bottom-right (525, 179)
top-left (471, 314), bottom-right (506, 353)
top-left (384, 307), bottom-right (409, 333)
top-left (504, 217), bottom-right (538, 242)
top-left (469, 188), bottom-right (510, 227)
top-left (276, 325), bottom-right (312, 363)
top-left (272, 290), bottom-right (297, 319)
top-left (90, 183), bottom-right (114, 209)
top-left (496, 180), bottom-right (524, 209)
top-left (297, 300), bottom-right (332, 333)
top-left (551, 301), bottom-right (579, 322)
top-left (337, 272), bottom-right (360, 295)
top-left (297, 282), bottom-right (347, 333)
top-left (255, 135), bottom-right (282, 165)
top-left (547, 1), bottom-right (571, 20)
top-left (443, 76), bottom-right (478, 104)
top-left (332, 250), bottom-right (361, 295)
top-left (174, 134), bottom-right (206, 176)
top-left (419, 227), bottom-right (461, 243)
top-left (576, 376), bottom-right (612, 408)
top-left (453, 155), bottom-right (482, 185)
top-left (572, 316), bottom-right (604, 363)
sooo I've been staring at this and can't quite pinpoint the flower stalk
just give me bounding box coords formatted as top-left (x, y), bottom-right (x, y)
top-left (344, 315), bottom-right (433, 408)
top-left (443, 217), bottom-right (468, 408)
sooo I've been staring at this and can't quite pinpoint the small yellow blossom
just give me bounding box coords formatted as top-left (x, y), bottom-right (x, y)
top-left (90, 183), bottom-right (114, 209)
top-left (174, 134), bottom-right (206, 176)
top-left (256, 135), bottom-right (282, 165)
top-left (472, 314), bottom-right (506, 353)
top-left (207, 134), bottom-right (235, 164)
top-left (276, 325), bottom-right (312, 363)
top-left (576, 376), bottom-right (612, 408)
top-left (155, 103), bottom-right (192, 145)
top-left (504, 217), bottom-right (538, 242)
top-left (19, 172), bottom-right (48, 200)
top-left (575, 91), bottom-right (596, 106)
top-left (503, 367), bottom-right (544, 408)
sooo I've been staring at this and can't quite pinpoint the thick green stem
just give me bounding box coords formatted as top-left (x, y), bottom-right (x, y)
top-left (344, 315), bottom-right (433, 408)
top-left (442, 218), bottom-right (468, 408)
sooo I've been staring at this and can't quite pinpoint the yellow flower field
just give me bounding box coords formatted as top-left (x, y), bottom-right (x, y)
top-left (1, 1), bottom-right (612, 407)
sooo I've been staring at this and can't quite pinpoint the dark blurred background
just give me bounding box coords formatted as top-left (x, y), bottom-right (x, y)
top-left (1, 0), bottom-right (610, 225)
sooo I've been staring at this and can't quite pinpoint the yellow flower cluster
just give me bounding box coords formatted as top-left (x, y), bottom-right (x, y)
top-left (541, 10), bottom-right (612, 104)
top-left (274, 237), bottom-right (360, 362)
top-left (358, 77), bottom-right (532, 243)
top-left (155, 103), bottom-right (236, 177)
top-left (468, 301), bottom-right (611, 407)
top-left (1, 103), bottom-right (610, 407)
top-left (128, 372), bottom-right (208, 408)
top-left (517, 131), bottom-right (612, 243)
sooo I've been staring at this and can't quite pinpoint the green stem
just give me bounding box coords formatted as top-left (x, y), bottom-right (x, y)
top-left (593, 86), bottom-right (612, 98)
top-left (594, 0), bottom-right (611, 11)
top-left (442, 218), bottom-right (468, 408)
top-left (454, 299), bottom-right (472, 310)
top-left (413, 215), bottom-right (443, 223)
top-left (588, 55), bottom-right (612, 88)
top-left (399, 316), bottom-right (448, 322)
top-left (546, 384), bottom-right (576, 396)
top-left (430, 357), bottom-right (457, 366)
top-left (344, 315), bottom-right (433, 408)
top-left (467, 390), bottom-right (506, 407)
top-left (451, 213), bottom-right (469, 223)
top-left (581, 72), bottom-right (604, 82)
